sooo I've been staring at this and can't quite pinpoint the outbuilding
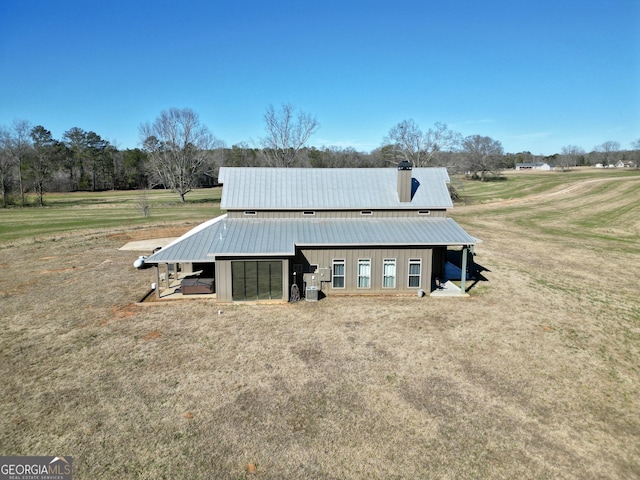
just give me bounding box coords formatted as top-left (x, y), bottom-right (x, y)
top-left (515, 162), bottom-right (553, 171)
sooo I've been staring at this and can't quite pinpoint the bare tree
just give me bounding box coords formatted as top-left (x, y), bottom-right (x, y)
top-left (139, 108), bottom-right (219, 202)
top-left (6, 120), bottom-right (33, 205)
top-left (461, 135), bottom-right (504, 181)
top-left (0, 127), bottom-right (16, 207)
top-left (594, 141), bottom-right (621, 166)
top-left (260, 103), bottom-right (319, 167)
top-left (136, 190), bottom-right (152, 217)
top-left (384, 120), bottom-right (459, 167)
top-left (559, 145), bottom-right (585, 171)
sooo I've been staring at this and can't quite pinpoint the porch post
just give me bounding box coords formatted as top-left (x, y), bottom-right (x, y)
top-left (155, 266), bottom-right (160, 299)
top-left (460, 246), bottom-right (468, 292)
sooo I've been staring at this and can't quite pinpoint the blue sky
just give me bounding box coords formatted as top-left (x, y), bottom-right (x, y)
top-left (1, 0), bottom-right (639, 155)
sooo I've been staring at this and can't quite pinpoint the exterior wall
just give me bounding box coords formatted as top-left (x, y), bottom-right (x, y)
top-left (296, 247), bottom-right (433, 294)
top-left (181, 262), bottom-right (194, 275)
top-left (215, 260), bottom-right (232, 301)
top-left (226, 209), bottom-right (448, 219)
top-left (215, 257), bottom-right (289, 302)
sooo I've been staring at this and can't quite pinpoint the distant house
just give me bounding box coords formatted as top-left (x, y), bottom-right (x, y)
top-left (613, 160), bottom-right (635, 168)
top-left (515, 162), bottom-right (553, 171)
top-left (143, 163), bottom-right (479, 302)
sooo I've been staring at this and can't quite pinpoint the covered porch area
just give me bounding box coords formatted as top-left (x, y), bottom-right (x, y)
top-left (152, 261), bottom-right (216, 299)
top-left (431, 245), bottom-right (482, 296)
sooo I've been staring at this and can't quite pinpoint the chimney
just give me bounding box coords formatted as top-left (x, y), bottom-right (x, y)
top-left (397, 160), bottom-right (413, 202)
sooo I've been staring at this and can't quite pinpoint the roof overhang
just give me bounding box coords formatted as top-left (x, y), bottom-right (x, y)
top-left (143, 215), bottom-right (479, 264)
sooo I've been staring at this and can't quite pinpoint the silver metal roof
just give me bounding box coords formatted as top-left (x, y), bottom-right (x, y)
top-left (219, 167), bottom-right (453, 210)
top-left (145, 214), bottom-right (478, 263)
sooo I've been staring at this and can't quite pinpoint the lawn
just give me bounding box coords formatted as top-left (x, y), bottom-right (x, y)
top-left (0, 169), bottom-right (639, 479)
top-left (0, 188), bottom-right (222, 243)
top-left (452, 166), bottom-right (638, 204)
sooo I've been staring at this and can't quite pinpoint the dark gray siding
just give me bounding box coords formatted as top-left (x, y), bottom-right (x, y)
top-left (297, 247), bottom-right (433, 294)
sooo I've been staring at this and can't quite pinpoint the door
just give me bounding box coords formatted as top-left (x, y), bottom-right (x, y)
top-left (232, 260), bottom-right (283, 301)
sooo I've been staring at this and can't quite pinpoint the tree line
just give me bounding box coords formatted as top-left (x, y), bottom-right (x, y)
top-left (1, 105), bottom-right (638, 206)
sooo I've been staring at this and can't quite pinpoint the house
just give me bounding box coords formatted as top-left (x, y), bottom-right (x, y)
top-left (515, 162), bottom-right (553, 171)
top-left (614, 160), bottom-right (636, 168)
top-left (142, 162), bottom-right (479, 302)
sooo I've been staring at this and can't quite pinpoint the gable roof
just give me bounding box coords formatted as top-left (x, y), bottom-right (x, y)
top-left (219, 167), bottom-right (453, 210)
top-left (145, 214), bottom-right (478, 263)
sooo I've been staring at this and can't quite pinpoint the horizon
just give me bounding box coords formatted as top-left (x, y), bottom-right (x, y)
top-left (1, 0), bottom-right (639, 156)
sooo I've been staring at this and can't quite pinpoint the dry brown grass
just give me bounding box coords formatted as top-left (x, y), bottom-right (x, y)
top-left (1, 174), bottom-right (639, 479)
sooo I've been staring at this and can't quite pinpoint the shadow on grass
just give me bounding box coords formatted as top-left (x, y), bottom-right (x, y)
top-left (186, 198), bottom-right (221, 204)
top-left (466, 174), bottom-right (508, 182)
top-left (446, 249), bottom-right (490, 294)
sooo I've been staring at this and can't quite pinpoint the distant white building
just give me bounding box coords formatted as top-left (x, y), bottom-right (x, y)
top-left (515, 162), bottom-right (553, 171)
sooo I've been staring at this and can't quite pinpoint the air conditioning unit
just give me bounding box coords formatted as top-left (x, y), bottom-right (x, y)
top-left (305, 286), bottom-right (319, 302)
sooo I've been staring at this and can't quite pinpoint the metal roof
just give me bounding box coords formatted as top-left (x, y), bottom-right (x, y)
top-left (145, 214), bottom-right (478, 263)
top-left (219, 167), bottom-right (453, 210)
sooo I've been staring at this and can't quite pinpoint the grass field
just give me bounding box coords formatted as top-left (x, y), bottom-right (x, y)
top-left (0, 188), bottom-right (222, 243)
top-left (1, 169), bottom-right (639, 479)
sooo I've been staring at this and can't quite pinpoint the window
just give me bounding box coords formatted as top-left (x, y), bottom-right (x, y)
top-left (332, 259), bottom-right (345, 288)
top-left (383, 258), bottom-right (396, 288)
top-left (360, 210), bottom-right (373, 216)
top-left (357, 259), bottom-right (371, 288)
top-left (408, 258), bottom-right (422, 288)
top-left (418, 210), bottom-right (431, 216)
top-left (244, 211), bottom-right (257, 216)
top-left (303, 211), bottom-right (315, 216)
